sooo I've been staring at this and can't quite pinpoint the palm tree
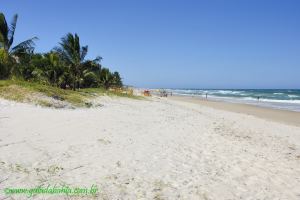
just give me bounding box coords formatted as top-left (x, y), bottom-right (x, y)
top-left (81, 56), bottom-right (102, 87)
top-left (112, 71), bottom-right (122, 87)
top-left (0, 13), bottom-right (37, 79)
top-left (44, 52), bottom-right (65, 86)
top-left (0, 13), bottom-right (38, 57)
top-left (100, 68), bottom-right (113, 89)
top-left (55, 33), bottom-right (88, 90)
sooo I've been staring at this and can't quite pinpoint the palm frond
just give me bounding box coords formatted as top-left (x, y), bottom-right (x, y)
top-left (0, 32), bottom-right (4, 48)
top-left (8, 14), bottom-right (18, 49)
top-left (10, 37), bottom-right (38, 55)
top-left (58, 33), bottom-right (79, 64)
top-left (80, 45), bottom-right (88, 61)
top-left (0, 13), bottom-right (9, 49)
top-left (0, 38), bottom-right (3, 48)
top-left (93, 56), bottom-right (102, 63)
top-left (53, 46), bottom-right (73, 65)
top-left (74, 33), bottom-right (80, 56)
top-left (56, 33), bottom-right (88, 65)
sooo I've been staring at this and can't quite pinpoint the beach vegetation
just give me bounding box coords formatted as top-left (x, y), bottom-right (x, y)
top-left (0, 79), bottom-right (140, 108)
top-left (0, 13), bottom-right (133, 107)
top-left (0, 13), bottom-right (123, 92)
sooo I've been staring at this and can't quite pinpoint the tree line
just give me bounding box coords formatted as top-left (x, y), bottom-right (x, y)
top-left (0, 13), bottom-right (122, 90)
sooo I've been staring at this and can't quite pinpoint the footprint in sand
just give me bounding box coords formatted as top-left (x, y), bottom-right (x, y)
top-left (97, 138), bottom-right (112, 145)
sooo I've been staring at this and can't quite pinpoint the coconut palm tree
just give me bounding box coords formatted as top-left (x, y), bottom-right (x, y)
top-left (111, 71), bottom-right (122, 88)
top-left (80, 56), bottom-right (102, 87)
top-left (43, 52), bottom-right (65, 86)
top-left (0, 13), bottom-right (38, 57)
top-left (54, 33), bottom-right (88, 90)
top-left (100, 68), bottom-right (113, 89)
top-left (0, 13), bottom-right (37, 78)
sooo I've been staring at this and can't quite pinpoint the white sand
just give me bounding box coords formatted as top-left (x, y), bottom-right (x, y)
top-left (0, 97), bottom-right (300, 199)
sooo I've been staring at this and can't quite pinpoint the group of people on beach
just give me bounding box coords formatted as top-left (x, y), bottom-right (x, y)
top-left (151, 91), bottom-right (262, 102)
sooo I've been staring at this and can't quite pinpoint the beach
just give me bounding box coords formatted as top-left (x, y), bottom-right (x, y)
top-left (170, 95), bottom-right (300, 127)
top-left (0, 96), bottom-right (300, 199)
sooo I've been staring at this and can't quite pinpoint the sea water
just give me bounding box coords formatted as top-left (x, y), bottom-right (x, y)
top-left (167, 89), bottom-right (300, 112)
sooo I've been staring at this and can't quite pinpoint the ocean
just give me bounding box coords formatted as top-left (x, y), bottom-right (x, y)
top-left (166, 89), bottom-right (300, 112)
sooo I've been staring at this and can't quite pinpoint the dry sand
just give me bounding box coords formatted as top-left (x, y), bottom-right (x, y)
top-left (0, 96), bottom-right (300, 199)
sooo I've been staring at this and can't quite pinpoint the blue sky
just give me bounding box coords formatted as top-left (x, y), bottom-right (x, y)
top-left (2, 0), bottom-right (300, 88)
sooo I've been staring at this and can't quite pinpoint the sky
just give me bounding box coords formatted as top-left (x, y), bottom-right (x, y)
top-left (2, 0), bottom-right (300, 89)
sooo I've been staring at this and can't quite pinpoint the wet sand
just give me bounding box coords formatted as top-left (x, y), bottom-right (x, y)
top-left (169, 95), bottom-right (300, 127)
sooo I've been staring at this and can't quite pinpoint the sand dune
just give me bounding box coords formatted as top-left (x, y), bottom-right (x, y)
top-left (0, 97), bottom-right (300, 199)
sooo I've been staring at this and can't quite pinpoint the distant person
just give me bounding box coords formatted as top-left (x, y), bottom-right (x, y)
top-left (257, 96), bottom-right (260, 101)
top-left (206, 93), bottom-right (208, 99)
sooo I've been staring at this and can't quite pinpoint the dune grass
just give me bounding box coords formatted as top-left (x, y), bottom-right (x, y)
top-left (0, 80), bottom-right (141, 108)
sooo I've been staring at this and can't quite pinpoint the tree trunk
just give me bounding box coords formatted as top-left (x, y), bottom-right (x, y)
top-left (73, 76), bottom-right (76, 91)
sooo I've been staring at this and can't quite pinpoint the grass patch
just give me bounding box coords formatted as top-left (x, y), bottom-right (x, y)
top-left (0, 79), bottom-right (142, 108)
top-left (81, 87), bottom-right (143, 100)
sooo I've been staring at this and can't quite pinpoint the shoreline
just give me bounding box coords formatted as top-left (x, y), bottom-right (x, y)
top-left (169, 95), bottom-right (300, 127)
